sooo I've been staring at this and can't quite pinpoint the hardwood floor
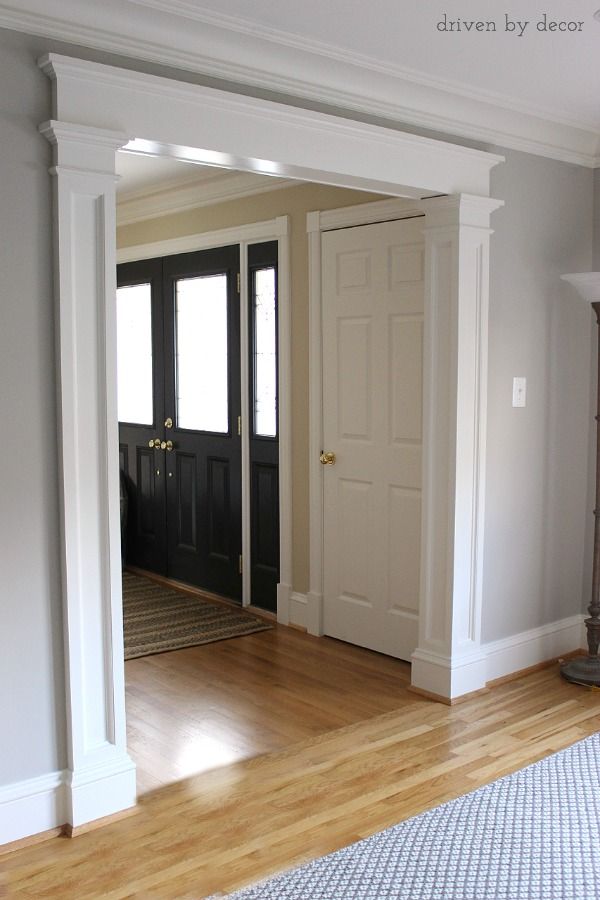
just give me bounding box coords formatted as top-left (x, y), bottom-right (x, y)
top-left (126, 625), bottom-right (414, 794)
top-left (3, 625), bottom-right (600, 899)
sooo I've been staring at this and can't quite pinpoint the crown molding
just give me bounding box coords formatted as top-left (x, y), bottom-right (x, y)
top-left (127, 0), bottom-right (600, 136)
top-left (116, 166), bottom-right (295, 226)
top-left (1, 0), bottom-right (599, 168)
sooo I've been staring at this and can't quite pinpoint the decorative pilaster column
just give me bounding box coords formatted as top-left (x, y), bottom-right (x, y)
top-left (411, 194), bottom-right (503, 700)
top-left (39, 121), bottom-right (136, 827)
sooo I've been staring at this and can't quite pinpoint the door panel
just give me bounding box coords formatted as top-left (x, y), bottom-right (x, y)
top-left (117, 258), bottom-right (167, 574)
top-left (162, 245), bottom-right (242, 599)
top-left (118, 242), bottom-right (279, 607)
top-left (248, 242), bottom-right (279, 612)
top-left (321, 217), bottom-right (424, 661)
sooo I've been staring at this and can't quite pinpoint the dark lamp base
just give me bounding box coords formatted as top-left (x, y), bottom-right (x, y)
top-left (560, 655), bottom-right (600, 687)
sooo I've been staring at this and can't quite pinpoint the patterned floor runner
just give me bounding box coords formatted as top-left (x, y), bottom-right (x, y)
top-left (216, 731), bottom-right (600, 899)
top-left (123, 572), bottom-right (272, 659)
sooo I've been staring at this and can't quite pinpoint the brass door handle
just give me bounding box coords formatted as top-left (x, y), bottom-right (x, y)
top-left (161, 440), bottom-right (174, 452)
top-left (148, 438), bottom-right (161, 449)
top-left (320, 451), bottom-right (336, 466)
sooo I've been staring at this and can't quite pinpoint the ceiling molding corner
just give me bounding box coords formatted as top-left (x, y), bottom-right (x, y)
top-left (116, 169), bottom-right (296, 226)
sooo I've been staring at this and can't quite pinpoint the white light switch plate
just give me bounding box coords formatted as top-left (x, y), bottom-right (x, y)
top-left (512, 377), bottom-right (527, 408)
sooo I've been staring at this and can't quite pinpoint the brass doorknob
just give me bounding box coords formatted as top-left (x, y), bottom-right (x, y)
top-left (164, 440), bottom-right (174, 452)
top-left (148, 438), bottom-right (161, 449)
top-left (319, 451), bottom-right (336, 466)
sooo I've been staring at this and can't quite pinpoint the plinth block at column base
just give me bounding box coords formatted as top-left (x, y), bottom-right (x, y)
top-left (560, 655), bottom-right (600, 687)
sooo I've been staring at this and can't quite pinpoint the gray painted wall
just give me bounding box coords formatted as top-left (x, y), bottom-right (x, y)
top-left (483, 152), bottom-right (594, 641)
top-left (0, 26), bottom-right (595, 788)
top-left (0, 30), bottom-right (66, 783)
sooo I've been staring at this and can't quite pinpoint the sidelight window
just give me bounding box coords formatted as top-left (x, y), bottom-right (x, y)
top-left (252, 266), bottom-right (277, 438)
top-left (116, 282), bottom-right (154, 425)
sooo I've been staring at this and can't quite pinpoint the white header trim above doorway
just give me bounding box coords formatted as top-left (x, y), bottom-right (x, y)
top-left (39, 53), bottom-right (504, 199)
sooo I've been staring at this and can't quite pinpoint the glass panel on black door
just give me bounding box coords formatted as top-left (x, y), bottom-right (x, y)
top-left (175, 273), bottom-right (229, 433)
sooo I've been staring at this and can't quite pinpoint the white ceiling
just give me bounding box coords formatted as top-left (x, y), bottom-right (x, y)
top-left (115, 153), bottom-right (211, 194)
top-left (2, 0), bottom-right (599, 164)
top-left (138, 0), bottom-right (600, 129)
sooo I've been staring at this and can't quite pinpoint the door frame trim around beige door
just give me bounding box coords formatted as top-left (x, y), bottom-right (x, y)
top-left (306, 198), bottom-right (425, 637)
top-left (117, 216), bottom-right (292, 615)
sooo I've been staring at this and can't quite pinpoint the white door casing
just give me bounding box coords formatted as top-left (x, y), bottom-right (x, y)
top-left (115, 217), bottom-right (291, 613)
top-left (35, 53), bottom-right (503, 836)
top-left (308, 195), bottom-right (502, 698)
top-left (321, 217), bottom-right (424, 660)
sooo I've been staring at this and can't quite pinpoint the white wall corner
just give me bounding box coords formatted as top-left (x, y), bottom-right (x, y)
top-left (0, 771), bottom-right (67, 846)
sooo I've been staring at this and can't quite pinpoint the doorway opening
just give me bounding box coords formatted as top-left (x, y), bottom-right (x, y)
top-left (117, 240), bottom-right (280, 611)
top-left (40, 51), bottom-right (501, 828)
top-left (113, 152), bottom-right (424, 793)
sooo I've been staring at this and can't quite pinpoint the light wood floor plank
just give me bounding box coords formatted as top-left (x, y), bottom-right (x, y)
top-left (2, 625), bottom-right (599, 899)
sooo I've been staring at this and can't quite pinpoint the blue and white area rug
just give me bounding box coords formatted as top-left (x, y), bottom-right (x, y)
top-left (214, 732), bottom-right (600, 899)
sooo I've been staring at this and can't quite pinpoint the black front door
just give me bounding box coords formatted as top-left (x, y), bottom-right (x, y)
top-left (117, 245), bottom-right (242, 602)
top-left (162, 246), bottom-right (242, 600)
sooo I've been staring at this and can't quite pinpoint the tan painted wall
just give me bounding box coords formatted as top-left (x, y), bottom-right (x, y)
top-left (117, 181), bottom-right (383, 593)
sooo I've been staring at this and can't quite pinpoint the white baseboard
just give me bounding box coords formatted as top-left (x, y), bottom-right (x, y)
top-left (289, 591), bottom-right (308, 629)
top-left (0, 754), bottom-right (137, 846)
top-left (484, 614), bottom-right (586, 683)
top-left (0, 770), bottom-right (66, 845)
top-left (410, 615), bottom-right (586, 700)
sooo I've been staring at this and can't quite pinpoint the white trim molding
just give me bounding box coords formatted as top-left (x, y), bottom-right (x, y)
top-left (308, 194), bottom-right (503, 703)
top-left (117, 218), bottom-right (288, 263)
top-left (37, 52), bottom-right (504, 838)
top-left (0, 771), bottom-right (66, 846)
top-left (0, 1), bottom-right (598, 166)
top-left (411, 194), bottom-right (503, 701)
top-left (39, 54), bottom-right (503, 200)
top-left (39, 118), bottom-right (137, 830)
top-left (117, 166), bottom-right (295, 226)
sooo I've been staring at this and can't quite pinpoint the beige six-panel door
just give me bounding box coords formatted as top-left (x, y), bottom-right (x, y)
top-left (321, 217), bottom-right (424, 660)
